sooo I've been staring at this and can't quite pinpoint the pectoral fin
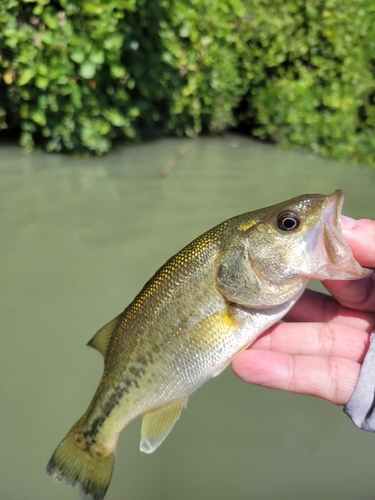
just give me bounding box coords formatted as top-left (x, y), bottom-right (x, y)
top-left (140, 400), bottom-right (187, 453)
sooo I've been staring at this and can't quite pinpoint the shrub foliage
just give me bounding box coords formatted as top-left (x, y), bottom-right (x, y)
top-left (1, 0), bottom-right (375, 164)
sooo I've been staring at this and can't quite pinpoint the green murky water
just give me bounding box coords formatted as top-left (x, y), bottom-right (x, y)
top-left (1, 135), bottom-right (375, 500)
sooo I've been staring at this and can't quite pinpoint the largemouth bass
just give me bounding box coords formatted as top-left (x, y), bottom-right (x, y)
top-left (47, 190), bottom-right (371, 500)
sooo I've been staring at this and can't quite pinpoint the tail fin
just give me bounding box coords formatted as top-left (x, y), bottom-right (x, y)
top-left (46, 423), bottom-right (115, 500)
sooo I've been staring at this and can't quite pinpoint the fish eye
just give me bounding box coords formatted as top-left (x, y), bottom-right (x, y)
top-left (277, 212), bottom-right (300, 232)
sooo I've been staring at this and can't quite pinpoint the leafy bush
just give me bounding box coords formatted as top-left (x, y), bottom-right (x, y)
top-left (0, 0), bottom-right (245, 154)
top-left (1, 0), bottom-right (375, 165)
top-left (236, 0), bottom-right (375, 166)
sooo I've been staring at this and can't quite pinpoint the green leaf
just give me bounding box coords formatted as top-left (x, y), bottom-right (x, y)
top-left (42, 9), bottom-right (58, 30)
top-left (110, 64), bottom-right (126, 78)
top-left (179, 24), bottom-right (191, 38)
top-left (79, 62), bottom-right (96, 79)
top-left (30, 109), bottom-right (47, 126)
top-left (89, 49), bottom-right (105, 65)
top-left (70, 50), bottom-right (85, 64)
top-left (127, 78), bottom-right (135, 89)
top-left (18, 68), bottom-right (35, 86)
top-left (103, 33), bottom-right (123, 51)
top-left (105, 109), bottom-right (127, 127)
top-left (35, 75), bottom-right (49, 88)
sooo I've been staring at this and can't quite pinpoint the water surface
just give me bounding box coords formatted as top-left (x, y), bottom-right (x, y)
top-left (1, 135), bottom-right (375, 500)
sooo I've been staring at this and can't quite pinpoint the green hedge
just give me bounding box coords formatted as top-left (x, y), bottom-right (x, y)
top-left (236, 0), bottom-right (375, 166)
top-left (1, 0), bottom-right (375, 164)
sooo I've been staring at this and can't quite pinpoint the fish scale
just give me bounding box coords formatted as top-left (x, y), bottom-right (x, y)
top-left (47, 190), bottom-right (372, 500)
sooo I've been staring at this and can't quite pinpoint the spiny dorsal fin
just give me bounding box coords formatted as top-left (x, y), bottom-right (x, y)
top-left (140, 400), bottom-right (187, 453)
top-left (87, 314), bottom-right (121, 358)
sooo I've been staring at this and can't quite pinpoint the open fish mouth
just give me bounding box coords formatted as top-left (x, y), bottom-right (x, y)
top-left (311, 189), bottom-right (372, 280)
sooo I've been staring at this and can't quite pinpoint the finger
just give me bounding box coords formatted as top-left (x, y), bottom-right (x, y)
top-left (232, 349), bottom-right (360, 405)
top-left (250, 322), bottom-right (369, 363)
top-left (341, 216), bottom-right (375, 268)
top-left (324, 276), bottom-right (375, 312)
top-left (322, 217), bottom-right (375, 312)
top-left (285, 289), bottom-right (375, 331)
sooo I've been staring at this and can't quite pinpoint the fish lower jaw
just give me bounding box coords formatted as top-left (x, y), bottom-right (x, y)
top-left (308, 257), bottom-right (373, 281)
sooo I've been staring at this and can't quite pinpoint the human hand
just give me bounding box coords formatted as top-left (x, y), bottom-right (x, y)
top-left (232, 217), bottom-right (375, 405)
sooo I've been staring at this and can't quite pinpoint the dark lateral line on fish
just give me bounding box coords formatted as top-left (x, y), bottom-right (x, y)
top-left (82, 328), bottom-right (179, 444)
top-left (83, 372), bottom-right (144, 442)
top-left (83, 335), bottom-right (177, 442)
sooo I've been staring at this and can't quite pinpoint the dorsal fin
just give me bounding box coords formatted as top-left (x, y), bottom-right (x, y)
top-left (87, 314), bottom-right (121, 358)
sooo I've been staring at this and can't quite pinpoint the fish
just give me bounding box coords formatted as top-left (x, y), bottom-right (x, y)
top-left (47, 190), bottom-right (371, 500)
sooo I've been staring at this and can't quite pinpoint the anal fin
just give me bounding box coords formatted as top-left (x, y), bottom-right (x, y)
top-left (140, 400), bottom-right (187, 453)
